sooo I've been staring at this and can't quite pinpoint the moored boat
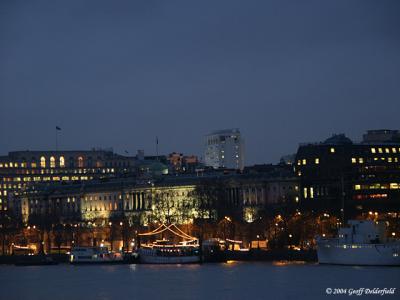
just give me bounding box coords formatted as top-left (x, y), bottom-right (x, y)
top-left (137, 224), bottom-right (200, 264)
top-left (316, 220), bottom-right (400, 266)
top-left (139, 240), bottom-right (200, 264)
top-left (14, 255), bottom-right (58, 266)
top-left (70, 246), bottom-right (124, 264)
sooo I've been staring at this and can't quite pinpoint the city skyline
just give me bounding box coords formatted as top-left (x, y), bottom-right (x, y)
top-left (1, 0), bottom-right (400, 164)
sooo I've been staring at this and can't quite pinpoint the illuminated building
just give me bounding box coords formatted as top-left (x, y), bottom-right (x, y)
top-left (14, 169), bottom-right (298, 225)
top-left (295, 131), bottom-right (400, 217)
top-left (204, 128), bottom-right (245, 170)
top-left (167, 152), bottom-right (200, 173)
top-left (0, 150), bottom-right (135, 212)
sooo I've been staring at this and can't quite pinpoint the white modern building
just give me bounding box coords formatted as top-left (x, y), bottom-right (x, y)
top-left (204, 128), bottom-right (244, 170)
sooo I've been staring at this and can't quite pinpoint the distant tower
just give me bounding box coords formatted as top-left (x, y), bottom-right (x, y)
top-left (204, 128), bottom-right (244, 170)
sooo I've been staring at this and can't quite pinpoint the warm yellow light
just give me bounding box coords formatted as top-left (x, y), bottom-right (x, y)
top-left (40, 156), bottom-right (46, 168)
top-left (50, 156), bottom-right (55, 168)
top-left (315, 158), bottom-right (319, 164)
top-left (60, 156), bottom-right (65, 167)
top-left (330, 148), bottom-right (335, 153)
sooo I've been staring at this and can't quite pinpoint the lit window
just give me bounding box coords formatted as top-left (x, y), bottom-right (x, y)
top-left (371, 148), bottom-right (376, 153)
top-left (31, 162), bottom-right (37, 168)
top-left (297, 160), bottom-right (301, 166)
top-left (359, 158), bottom-right (364, 164)
top-left (388, 157), bottom-right (392, 163)
top-left (78, 156), bottom-right (84, 168)
top-left (60, 156), bottom-right (65, 168)
top-left (392, 148), bottom-right (397, 153)
top-left (330, 148), bottom-right (335, 153)
top-left (355, 184), bottom-right (361, 190)
top-left (315, 158), bottom-right (319, 164)
top-left (303, 188), bottom-right (308, 199)
top-left (302, 159), bottom-right (307, 165)
top-left (40, 156), bottom-right (46, 168)
top-left (390, 183), bottom-right (399, 189)
top-left (385, 148), bottom-right (389, 153)
top-left (50, 156), bottom-right (55, 168)
top-left (351, 158), bottom-right (356, 164)
top-left (310, 187), bottom-right (314, 198)
top-left (378, 148), bottom-right (383, 153)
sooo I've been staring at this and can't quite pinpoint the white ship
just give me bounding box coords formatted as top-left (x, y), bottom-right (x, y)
top-left (137, 224), bottom-right (200, 264)
top-left (70, 246), bottom-right (124, 264)
top-left (316, 220), bottom-right (400, 266)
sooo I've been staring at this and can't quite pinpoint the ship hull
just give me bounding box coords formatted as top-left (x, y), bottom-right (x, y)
top-left (317, 242), bottom-right (400, 266)
top-left (138, 248), bottom-right (200, 264)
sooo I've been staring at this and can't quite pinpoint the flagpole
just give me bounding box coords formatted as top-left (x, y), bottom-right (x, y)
top-left (56, 127), bottom-right (58, 152)
top-left (156, 136), bottom-right (159, 161)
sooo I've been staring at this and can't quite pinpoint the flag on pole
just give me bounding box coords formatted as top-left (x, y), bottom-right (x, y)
top-left (56, 126), bottom-right (61, 131)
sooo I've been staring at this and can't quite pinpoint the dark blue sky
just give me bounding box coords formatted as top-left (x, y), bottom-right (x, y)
top-left (1, 0), bottom-right (399, 164)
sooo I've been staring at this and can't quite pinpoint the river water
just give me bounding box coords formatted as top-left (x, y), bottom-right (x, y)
top-left (0, 261), bottom-right (399, 300)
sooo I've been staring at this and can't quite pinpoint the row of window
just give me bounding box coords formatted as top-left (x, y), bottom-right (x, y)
top-left (354, 183), bottom-right (400, 190)
top-left (0, 158), bottom-right (130, 169)
top-left (352, 157), bottom-right (399, 163)
top-left (298, 156), bottom-right (400, 166)
top-left (1, 168), bottom-right (116, 176)
top-left (297, 158), bottom-right (320, 166)
top-left (371, 147), bottom-right (400, 154)
top-left (303, 186), bottom-right (330, 199)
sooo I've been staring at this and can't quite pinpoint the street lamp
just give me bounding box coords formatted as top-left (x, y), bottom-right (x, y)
top-left (256, 235), bottom-right (260, 249)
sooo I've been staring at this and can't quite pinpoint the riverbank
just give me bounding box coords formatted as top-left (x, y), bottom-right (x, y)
top-left (0, 249), bottom-right (317, 265)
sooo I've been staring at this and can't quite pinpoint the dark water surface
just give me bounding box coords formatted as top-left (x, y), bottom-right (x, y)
top-left (0, 261), bottom-right (399, 300)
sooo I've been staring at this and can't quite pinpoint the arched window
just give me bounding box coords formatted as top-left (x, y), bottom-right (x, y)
top-left (40, 156), bottom-right (46, 168)
top-left (50, 156), bottom-right (55, 168)
top-left (60, 156), bottom-right (65, 168)
top-left (78, 156), bottom-right (84, 168)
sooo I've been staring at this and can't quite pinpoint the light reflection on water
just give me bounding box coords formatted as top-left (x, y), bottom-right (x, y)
top-left (1, 262), bottom-right (399, 300)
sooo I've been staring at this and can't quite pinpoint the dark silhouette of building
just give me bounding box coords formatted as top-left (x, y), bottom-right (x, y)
top-left (295, 132), bottom-right (400, 218)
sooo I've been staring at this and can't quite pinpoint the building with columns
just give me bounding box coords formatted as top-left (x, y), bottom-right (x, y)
top-left (15, 168), bottom-right (299, 225)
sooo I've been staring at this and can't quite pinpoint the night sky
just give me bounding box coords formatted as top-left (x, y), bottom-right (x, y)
top-left (1, 0), bottom-right (399, 165)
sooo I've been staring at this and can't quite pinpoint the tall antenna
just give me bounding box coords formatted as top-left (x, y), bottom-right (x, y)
top-left (55, 126), bottom-right (61, 151)
top-left (156, 136), bottom-right (159, 160)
